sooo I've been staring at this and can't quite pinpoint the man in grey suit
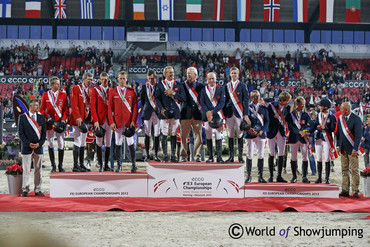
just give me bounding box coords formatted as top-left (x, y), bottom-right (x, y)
top-left (336, 102), bottom-right (363, 198)
top-left (18, 99), bottom-right (47, 197)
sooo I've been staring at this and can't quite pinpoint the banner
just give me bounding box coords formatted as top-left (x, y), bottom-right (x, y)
top-left (237, 0), bottom-right (250, 21)
top-left (167, 41), bottom-right (370, 55)
top-left (186, 0), bottom-right (201, 20)
top-left (54, 0), bottom-right (66, 19)
top-left (127, 32), bottom-right (167, 42)
top-left (157, 0), bottom-right (173, 20)
top-left (293, 0), bottom-right (308, 23)
top-left (320, 0), bottom-right (334, 23)
top-left (133, 0), bottom-right (145, 20)
top-left (0, 0), bottom-right (11, 18)
top-left (128, 65), bottom-right (165, 75)
top-left (25, 0), bottom-right (41, 18)
top-left (346, 0), bottom-right (360, 23)
top-left (264, 0), bottom-right (280, 22)
top-left (80, 0), bottom-right (94, 19)
top-left (105, 0), bottom-right (120, 19)
top-left (213, 0), bottom-right (224, 21)
top-left (0, 39), bottom-right (126, 50)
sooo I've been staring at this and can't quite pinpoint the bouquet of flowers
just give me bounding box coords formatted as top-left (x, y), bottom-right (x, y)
top-left (137, 142), bottom-right (145, 151)
top-left (360, 167), bottom-right (370, 177)
top-left (3, 135), bottom-right (20, 147)
top-left (5, 164), bottom-right (23, 175)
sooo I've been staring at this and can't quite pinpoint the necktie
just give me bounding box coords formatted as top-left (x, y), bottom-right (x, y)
top-left (32, 114), bottom-right (36, 121)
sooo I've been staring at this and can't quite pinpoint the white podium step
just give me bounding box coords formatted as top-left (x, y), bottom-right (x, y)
top-left (50, 171), bottom-right (148, 198)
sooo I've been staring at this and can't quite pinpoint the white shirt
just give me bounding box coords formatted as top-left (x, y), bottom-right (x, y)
top-left (30, 112), bottom-right (37, 121)
top-left (231, 80), bottom-right (238, 89)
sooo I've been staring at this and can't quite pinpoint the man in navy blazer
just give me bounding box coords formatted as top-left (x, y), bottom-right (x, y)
top-left (18, 99), bottom-right (47, 197)
top-left (245, 90), bottom-right (269, 183)
top-left (140, 70), bottom-right (160, 162)
top-left (200, 72), bottom-right (225, 163)
top-left (336, 102), bottom-right (363, 198)
top-left (180, 67), bottom-right (204, 162)
top-left (223, 67), bottom-right (250, 163)
top-left (286, 97), bottom-right (314, 183)
top-left (155, 66), bottom-right (186, 162)
top-left (267, 91), bottom-right (291, 183)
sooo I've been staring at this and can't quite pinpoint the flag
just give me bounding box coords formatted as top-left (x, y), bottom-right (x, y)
top-left (213, 0), bottom-right (224, 21)
top-left (346, 0), bottom-right (360, 23)
top-left (320, 0), bottom-right (334, 23)
top-left (80, 0), bottom-right (93, 19)
top-left (0, 0), bottom-right (11, 18)
top-left (133, 0), bottom-right (144, 20)
top-left (264, 0), bottom-right (280, 22)
top-left (54, 0), bottom-right (66, 19)
top-left (25, 0), bottom-right (41, 18)
top-left (157, 0), bottom-right (173, 20)
top-left (186, 0), bottom-right (201, 20)
top-left (292, 0), bottom-right (308, 22)
top-left (237, 0), bottom-right (250, 21)
top-left (105, 0), bottom-right (120, 19)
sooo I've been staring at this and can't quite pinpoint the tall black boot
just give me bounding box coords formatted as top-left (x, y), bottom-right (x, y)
top-left (257, 159), bottom-right (267, 183)
top-left (238, 138), bottom-right (245, 163)
top-left (268, 155), bottom-right (274, 182)
top-left (129, 144), bottom-right (137, 173)
top-left (170, 136), bottom-right (179, 163)
top-left (144, 135), bottom-right (151, 162)
top-left (245, 159), bottom-right (252, 183)
top-left (216, 139), bottom-right (224, 163)
top-left (104, 147), bottom-right (113, 171)
top-left (97, 145), bottom-right (103, 172)
top-left (276, 156), bottom-right (287, 182)
top-left (161, 134), bottom-right (169, 162)
top-left (315, 162), bottom-right (322, 184)
top-left (225, 138), bottom-right (234, 163)
top-left (115, 145), bottom-right (122, 172)
top-left (283, 155), bottom-right (287, 174)
top-left (302, 161), bottom-right (310, 183)
top-left (290, 160), bottom-right (297, 183)
top-left (80, 147), bottom-right (91, 172)
top-left (325, 162), bottom-right (331, 184)
top-left (58, 149), bottom-right (65, 172)
top-left (49, 147), bottom-right (56, 172)
top-left (206, 139), bottom-right (214, 163)
top-left (72, 145), bottom-right (83, 172)
top-left (154, 136), bottom-right (160, 161)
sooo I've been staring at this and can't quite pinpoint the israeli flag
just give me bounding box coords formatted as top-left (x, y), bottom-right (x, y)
top-left (157, 0), bottom-right (173, 20)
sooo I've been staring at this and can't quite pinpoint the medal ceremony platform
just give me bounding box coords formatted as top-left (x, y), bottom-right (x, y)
top-left (0, 161), bottom-right (369, 213)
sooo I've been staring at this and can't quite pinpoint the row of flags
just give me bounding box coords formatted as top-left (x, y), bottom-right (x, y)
top-left (0, 0), bottom-right (362, 23)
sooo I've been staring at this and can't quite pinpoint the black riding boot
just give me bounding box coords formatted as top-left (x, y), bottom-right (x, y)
top-left (80, 147), bottom-right (91, 172)
top-left (276, 156), bottom-right (287, 182)
top-left (58, 149), bottom-right (65, 172)
top-left (216, 139), bottom-right (224, 163)
top-left (129, 144), bottom-right (137, 173)
top-left (144, 135), bottom-right (151, 162)
top-left (170, 136), bottom-right (178, 163)
top-left (268, 155), bottom-right (274, 182)
top-left (72, 145), bottom-right (83, 172)
top-left (302, 161), bottom-right (310, 183)
top-left (97, 145), bottom-right (103, 172)
top-left (257, 159), bottom-right (267, 183)
top-left (154, 136), bottom-right (160, 161)
top-left (161, 135), bottom-right (169, 162)
top-left (315, 162), bottom-right (322, 183)
top-left (325, 162), bottom-right (331, 184)
top-left (238, 138), bottom-right (244, 163)
top-left (206, 139), bottom-right (214, 163)
top-left (115, 145), bottom-right (122, 172)
top-left (104, 147), bottom-right (113, 171)
top-left (245, 159), bottom-right (252, 183)
top-left (290, 160), bottom-right (297, 183)
top-left (225, 138), bottom-right (234, 163)
top-left (49, 147), bottom-right (56, 172)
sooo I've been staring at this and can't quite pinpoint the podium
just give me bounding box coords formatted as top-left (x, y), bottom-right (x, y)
top-left (147, 162), bottom-right (245, 198)
top-left (50, 171), bottom-right (148, 198)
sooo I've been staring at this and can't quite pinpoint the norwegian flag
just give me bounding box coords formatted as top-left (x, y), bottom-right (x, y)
top-left (264, 0), bottom-right (280, 22)
top-left (54, 0), bottom-right (66, 19)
